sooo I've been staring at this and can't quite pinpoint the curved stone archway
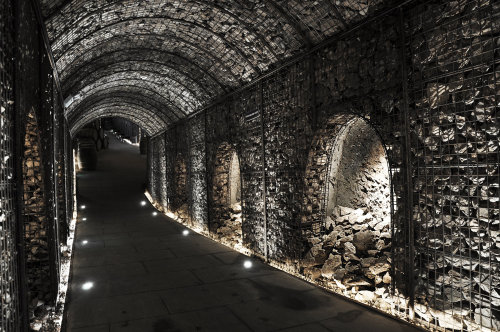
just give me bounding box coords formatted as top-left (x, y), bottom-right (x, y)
top-left (301, 114), bottom-right (392, 309)
top-left (210, 142), bottom-right (242, 248)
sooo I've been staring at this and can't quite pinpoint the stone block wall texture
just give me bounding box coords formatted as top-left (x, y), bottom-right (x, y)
top-left (147, 1), bottom-right (500, 330)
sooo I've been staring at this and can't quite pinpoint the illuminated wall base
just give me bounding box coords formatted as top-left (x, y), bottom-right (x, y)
top-left (144, 191), bottom-right (494, 332)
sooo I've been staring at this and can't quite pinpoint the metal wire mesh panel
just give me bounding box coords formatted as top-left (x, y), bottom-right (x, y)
top-left (0, 0), bottom-right (21, 329)
top-left (38, 54), bottom-right (61, 310)
top-left (152, 137), bottom-right (163, 204)
top-left (158, 136), bottom-right (167, 209)
top-left (406, 1), bottom-right (500, 330)
top-left (55, 93), bottom-right (68, 244)
top-left (233, 86), bottom-right (267, 257)
top-left (147, 139), bottom-right (155, 201)
top-left (306, 11), bottom-right (411, 317)
top-left (22, 109), bottom-right (52, 312)
top-left (262, 62), bottom-right (311, 261)
top-left (65, 128), bottom-right (74, 226)
top-left (187, 113), bottom-right (208, 228)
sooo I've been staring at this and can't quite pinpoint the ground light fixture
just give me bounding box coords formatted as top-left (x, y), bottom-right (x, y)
top-left (82, 240), bottom-right (88, 245)
top-left (81, 282), bottom-right (94, 290)
top-left (140, 200), bottom-right (147, 206)
top-left (182, 230), bottom-right (189, 236)
top-left (80, 205), bottom-right (86, 210)
top-left (82, 217), bottom-right (87, 221)
top-left (152, 211), bottom-right (158, 217)
top-left (243, 260), bottom-right (253, 269)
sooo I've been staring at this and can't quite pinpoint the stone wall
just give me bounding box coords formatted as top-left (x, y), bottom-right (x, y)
top-left (0, 0), bottom-right (19, 328)
top-left (148, 1), bottom-right (500, 331)
top-left (22, 110), bottom-right (52, 322)
top-left (407, 1), bottom-right (500, 330)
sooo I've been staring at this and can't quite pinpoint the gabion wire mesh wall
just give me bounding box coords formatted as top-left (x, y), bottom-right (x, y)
top-left (187, 113), bottom-right (208, 228)
top-left (407, 1), bottom-right (500, 330)
top-left (55, 91), bottom-right (67, 245)
top-left (147, 139), bottom-right (155, 202)
top-left (0, 0), bottom-right (21, 330)
top-left (158, 137), bottom-right (167, 209)
top-left (146, 1), bottom-right (499, 331)
top-left (0, 0), bottom-right (75, 330)
top-left (22, 109), bottom-right (53, 310)
top-left (153, 138), bottom-right (163, 206)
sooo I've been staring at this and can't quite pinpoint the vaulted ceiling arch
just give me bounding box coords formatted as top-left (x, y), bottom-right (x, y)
top-left (70, 104), bottom-right (168, 136)
top-left (68, 72), bottom-right (204, 113)
top-left (64, 58), bottom-right (217, 98)
top-left (40, 0), bottom-right (393, 133)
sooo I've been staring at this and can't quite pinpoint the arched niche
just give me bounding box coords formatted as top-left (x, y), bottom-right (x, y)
top-left (211, 142), bottom-right (242, 247)
top-left (302, 114), bottom-right (392, 308)
top-left (22, 108), bottom-right (54, 312)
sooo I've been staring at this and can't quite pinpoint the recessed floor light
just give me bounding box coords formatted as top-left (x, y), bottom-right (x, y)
top-left (82, 282), bottom-right (93, 290)
top-left (182, 230), bottom-right (189, 236)
top-left (152, 212), bottom-right (158, 216)
top-left (82, 217), bottom-right (87, 221)
top-left (140, 201), bottom-right (147, 206)
top-left (243, 260), bottom-right (252, 269)
top-left (82, 240), bottom-right (88, 245)
top-left (80, 205), bottom-right (86, 210)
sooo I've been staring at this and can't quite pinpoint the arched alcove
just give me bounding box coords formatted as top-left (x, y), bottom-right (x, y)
top-left (302, 114), bottom-right (392, 309)
top-left (326, 118), bottom-right (391, 230)
top-left (22, 108), bottom-right (54, 316)
top-left (229, 151), bottom-right (242, 207)
top-left (211, 143), bottom-right (242, 248)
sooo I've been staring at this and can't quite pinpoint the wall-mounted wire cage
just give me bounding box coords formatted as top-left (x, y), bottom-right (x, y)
top-left (0, 0), bottom-right (21, 330)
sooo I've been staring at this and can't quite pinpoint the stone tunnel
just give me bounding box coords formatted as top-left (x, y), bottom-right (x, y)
top-left (0, 0), bottom-right (499, 331)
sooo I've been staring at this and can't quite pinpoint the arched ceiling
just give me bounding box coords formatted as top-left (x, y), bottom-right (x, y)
top-left (40, 0), bottom-right (390, 136)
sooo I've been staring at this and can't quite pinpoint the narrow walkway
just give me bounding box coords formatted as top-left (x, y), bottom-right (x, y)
top-left (65, 136), bottom-right (420, 332)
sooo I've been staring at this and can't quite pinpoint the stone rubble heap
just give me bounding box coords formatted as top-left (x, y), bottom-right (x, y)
top-left (214, 203), bottom-right (243, 248)
top-left (301, 205), bottom-right (392, 309)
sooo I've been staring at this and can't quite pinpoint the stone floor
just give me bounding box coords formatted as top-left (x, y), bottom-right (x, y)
top-left (64, 135), bottom-right (422, 332)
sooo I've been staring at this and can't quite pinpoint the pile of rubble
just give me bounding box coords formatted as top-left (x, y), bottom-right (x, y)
top-left (301, 205), bottom-right (392, 308)
top-left (214, 203), bottom-right (243, 248)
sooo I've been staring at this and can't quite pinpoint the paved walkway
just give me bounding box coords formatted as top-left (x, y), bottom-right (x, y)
top-left (64, 135), bottom-right (421, 332)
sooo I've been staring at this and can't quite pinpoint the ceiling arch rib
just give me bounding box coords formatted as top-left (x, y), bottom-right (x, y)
top-left (44, 0), bottom-right (306, 60)
top-left (70, 76), bottom-right (198, 116)
top-left (56, 34), bottom-right (241, 87)
top-left (63, 55), bottom-right (219, 97)
top-left (70, 104), bottom-right (168, 137)
top-left (54, 19), bottom-right (258, 82)
top-left (60, 46), bottom-right (227, 93)
top-left (69, 94), bottom-right (177, 125)
top-left (66, 68), bottom-right (209, 111)
top-left (48, 1), bottom-right (277, 70)
top-left (66, 81), bottom-right (187, 119)
top-left (44, 0), bottom-right (280, 63)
